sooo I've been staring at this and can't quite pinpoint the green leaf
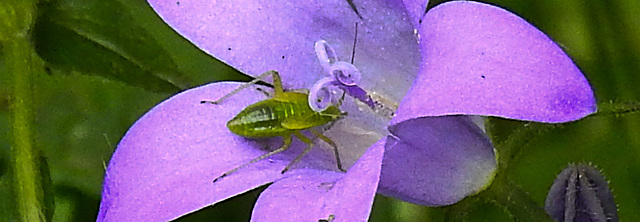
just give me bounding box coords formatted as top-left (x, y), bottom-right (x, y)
top-left (34, 0), bottom-right (194, 93)
top-left (38, 151), bottom-right (55, 222)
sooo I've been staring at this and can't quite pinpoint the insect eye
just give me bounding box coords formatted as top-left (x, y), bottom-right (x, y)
top-left (315, 40), bottom-right (338, 71)
top-left (309, 77), bottom-right (339, 112)
top-left (329, 61), bottom-right (362, 86)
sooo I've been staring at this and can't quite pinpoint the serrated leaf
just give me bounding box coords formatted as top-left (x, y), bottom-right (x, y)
top-left (34, 0), bottom-right (194, 93)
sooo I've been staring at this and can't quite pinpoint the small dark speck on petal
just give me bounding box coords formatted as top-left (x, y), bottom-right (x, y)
top-left (176, 1), bottom-right (179, 5)
top-left (282, 55), bottom-right (285, 59)
top-left (228, 47), bottom-right (232, 51)
top-left (481, 52), bottom-right (485, 56)
top-left (481, 75), bottom-right (486, 79)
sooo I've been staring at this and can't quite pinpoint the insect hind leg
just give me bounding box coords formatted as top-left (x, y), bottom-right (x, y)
top-left (311, 130), bottom-right (345, 172)
top-left (282, 132), bottom-right (316, 174)
top-left (284, 131), bottom-right (345, 174)
top-left (213, 134), bottom-right (293, 182)
top-left (201, 70), bottom-right (283, 105)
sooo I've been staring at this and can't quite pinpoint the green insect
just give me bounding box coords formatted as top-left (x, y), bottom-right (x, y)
top-left (202, 70), bottom-right (346, 182)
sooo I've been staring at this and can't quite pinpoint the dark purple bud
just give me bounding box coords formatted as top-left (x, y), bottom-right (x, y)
top-left (545, 164), bottom-right (618, 222)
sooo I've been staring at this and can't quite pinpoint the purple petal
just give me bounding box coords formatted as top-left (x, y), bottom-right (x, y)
top-left (251, 139), bottom-right (385, 222)
top-left (378, 116), bottom-right (496, 206)
top-left (148, 0), bottom-right (419, 102)
top-left (98, 83), bottom-right (337, 221)
top-left (393, 1), bottom-right (596, 124)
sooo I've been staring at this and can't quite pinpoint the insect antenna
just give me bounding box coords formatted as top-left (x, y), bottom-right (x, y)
top-left (332, 22), bottom-right (359, 107)
top-left (346, 0), bottom-right (363, 20)
top-left (201, 70), bottom-right (279, 104)
top-left (350, 22), bottom-right (359, 64)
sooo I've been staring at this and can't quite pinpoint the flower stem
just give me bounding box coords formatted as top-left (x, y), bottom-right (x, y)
top-left (1, 0), bottom-right (47, 221)
top-left (593, 100), bottom-right (640, 117)
top-left (479, 173), bottom-right (553, 222)
top-left (492, 122), bottom-right (559, 172)
top-left (9, 39), bottom-right (47, 222)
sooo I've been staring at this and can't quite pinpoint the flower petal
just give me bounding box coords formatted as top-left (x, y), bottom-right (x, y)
top-left (378, 116), bottom-right (496, 206)
top-left (148, 0), bottom-right (419, 102)
top-left (251, 139), bottom-right (385, 222)
top-left (97, 83), bottom-right (334, 221)
top-left (393, 1), bottom-right (596, 124)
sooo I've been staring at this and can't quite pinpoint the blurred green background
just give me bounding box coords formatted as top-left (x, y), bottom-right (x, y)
top-left (1, 0), bottom-right (638, 221)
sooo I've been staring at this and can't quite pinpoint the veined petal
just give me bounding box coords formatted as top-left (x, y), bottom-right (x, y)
top-left (251, 139), bottom-right (385, 222)
top-left (378, 116), bottom-right (496, 206)
top-left (98, 83), bottom-right (327, 221)
top-left (393, 1), bottom-right (596, 124)
top-left (148, 0), bottom-right (419, 103)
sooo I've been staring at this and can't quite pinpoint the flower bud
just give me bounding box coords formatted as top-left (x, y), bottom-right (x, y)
top-left (545, 164), bottom-right (618, 222)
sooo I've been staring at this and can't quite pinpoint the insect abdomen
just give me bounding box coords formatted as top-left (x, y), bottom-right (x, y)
top-left (227, 99), bottom-right (304, 137)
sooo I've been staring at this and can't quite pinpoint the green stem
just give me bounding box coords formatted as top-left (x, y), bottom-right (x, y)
top-left (9, 39), bottom-right (46, 222)
top-left (2, 1), bottom-right (46, 221)
top-left (482, 119), bottom-right (564, 221)
top-left (493, 122), bottom-right (559, 172)
top-left (479, 174), bottom-right (553, 222)
top-left (593, 100), bottom-right (640, 117)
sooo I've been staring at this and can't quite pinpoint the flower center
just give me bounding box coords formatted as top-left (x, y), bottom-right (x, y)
top-left (310, 39), bottom-right (397, 119)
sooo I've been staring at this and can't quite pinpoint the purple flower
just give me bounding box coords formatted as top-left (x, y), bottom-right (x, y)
top-left (97, 0), bottom-right (596, 221)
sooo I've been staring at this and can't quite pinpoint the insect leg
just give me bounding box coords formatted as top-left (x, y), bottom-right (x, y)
top-left (318, 214), bottom-right (335, 222)
top-left (270, 69), bottom-right (284, 96)
top-left (213, 135), bottom-right (293, 182)
top-left (282, 132), bottom-right (317, 174)
top-left (201, 70), bottom-right (280, 105)
top-left (255, 87), bottom-right (272, 97)
top-left (310, 130), bottom-right (345, 172)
